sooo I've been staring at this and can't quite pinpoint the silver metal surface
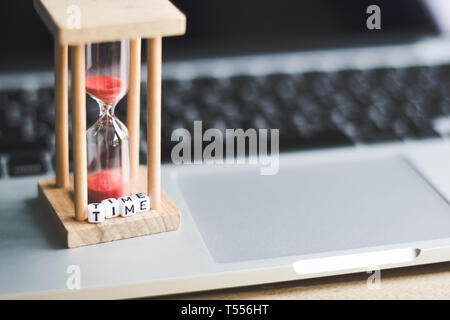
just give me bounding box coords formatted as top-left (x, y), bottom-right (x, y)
top-left (2, 38), bottom-right (450, 298)
top-left (1, 141), bottom-right (450, 298)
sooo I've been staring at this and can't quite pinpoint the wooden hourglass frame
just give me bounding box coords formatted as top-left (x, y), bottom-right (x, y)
top-left (34, 0), bottom-right (186, 248)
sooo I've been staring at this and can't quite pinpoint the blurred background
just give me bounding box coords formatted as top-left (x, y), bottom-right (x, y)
top-left (0, 0), bottom-right (449, 177)
top-left (0, 0), bottom-right (436, 69)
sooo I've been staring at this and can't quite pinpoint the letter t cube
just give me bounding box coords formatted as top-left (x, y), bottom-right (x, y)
top-left (88, 203), bottom-right (105, 223)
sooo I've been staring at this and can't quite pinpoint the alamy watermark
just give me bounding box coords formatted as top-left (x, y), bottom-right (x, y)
top-left (366, 5), bottom-right (381, 30)
top-left (66, 5), bottom-right (81, 29)
top-left (367, 266), bottom-right (381, 289)
top-left (171, 121), bottom-right (279, 175)
top-left (66, 265), bottom-right (81, 290)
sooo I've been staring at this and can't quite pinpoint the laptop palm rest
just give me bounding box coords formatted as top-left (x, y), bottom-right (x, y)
top-left (176, 156), bottom-right (450, 264)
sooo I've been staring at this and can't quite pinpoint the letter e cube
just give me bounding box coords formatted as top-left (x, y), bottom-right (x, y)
top-left (132, 192), bottom-right (151, 213)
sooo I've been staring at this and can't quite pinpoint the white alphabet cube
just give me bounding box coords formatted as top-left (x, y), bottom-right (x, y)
top-left (88, 203), bottom-right (105, 223)
top-left (118, 196), bottom-right (137, 217)
top-left (101, 198), bottom-right (120, 218)
top-left (132, 192), bottom-right (151, 213)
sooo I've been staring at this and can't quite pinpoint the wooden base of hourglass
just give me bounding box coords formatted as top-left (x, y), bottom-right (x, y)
top-left (37, 166), bottom-right (180, 248)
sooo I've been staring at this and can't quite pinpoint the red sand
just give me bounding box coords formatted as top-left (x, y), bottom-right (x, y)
top-left (85, 76), bottom-right (126, 105)
top-left (87, 170), bottom-right (128, 203)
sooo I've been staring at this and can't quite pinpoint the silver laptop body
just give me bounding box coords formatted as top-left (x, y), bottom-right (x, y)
top-left (2, 0), bottom-right (450, 298)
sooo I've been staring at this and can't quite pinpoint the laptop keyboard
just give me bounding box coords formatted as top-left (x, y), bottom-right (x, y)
top-left (1, 64), bottom-right (449, 177)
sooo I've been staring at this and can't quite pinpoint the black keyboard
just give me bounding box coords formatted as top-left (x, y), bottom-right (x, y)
top-left (1, 64), bottom-right (449, 177)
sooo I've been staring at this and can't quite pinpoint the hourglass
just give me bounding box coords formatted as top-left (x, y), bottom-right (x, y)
top-left (34, 0), bottom-right (186, 248)
top-left (86, 41), bottom-right (130, 204)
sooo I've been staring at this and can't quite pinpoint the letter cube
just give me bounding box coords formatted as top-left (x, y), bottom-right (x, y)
top-left (118, 196), bottom-right (137, 217)
top-left (101, 198), bottom-right (120, 218)
top-left (88, 203), bottom-right (105, 223)
top-left (132, 192), bottom-right (151, 213)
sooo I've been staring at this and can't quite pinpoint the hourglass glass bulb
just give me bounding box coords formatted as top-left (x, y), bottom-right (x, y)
top-left (85, 75), bottom-right (127, 106)
top-left (85, 40), bottom-right (130, 204)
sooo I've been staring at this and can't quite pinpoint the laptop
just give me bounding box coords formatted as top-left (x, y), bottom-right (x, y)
top-left (2, 0), bottom-right (450, 298)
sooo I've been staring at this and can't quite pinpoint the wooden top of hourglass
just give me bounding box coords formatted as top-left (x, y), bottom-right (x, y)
top-left (34, 0), bottom-right (186, 44)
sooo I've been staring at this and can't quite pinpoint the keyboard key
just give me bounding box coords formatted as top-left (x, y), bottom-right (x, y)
top-left (8, 151), bottom-right (47, 176)
top-left (251, 114), bottom-right (269, 130)
top-left (393, 118), bottom-right (417, 139)
top-left (5, 101), bottom-right (22, 128)
top-left (183, 103), bottom-right (200, 123)
top-left (355, 123), bottom-right (400, 143)
top-left (281, 127), bottom-right (352, 150)
top-left (231, 75), bottom-right (268, 103)
top-left (220, 100), bottom-right (241, 126)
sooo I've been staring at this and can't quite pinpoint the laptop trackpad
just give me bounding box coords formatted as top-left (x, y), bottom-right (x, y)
top-left (176, 157), bottom-right (450, 263)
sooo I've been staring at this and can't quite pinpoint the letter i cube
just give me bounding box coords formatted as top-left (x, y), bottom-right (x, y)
top-left (118, 196), bottom-right (137, 217)
top-left (101, 198), bottom-right (120, 218)
top-left (88, 203), bottom-right (105, 223)
top-left (132, 192), bottom-right (151, 213)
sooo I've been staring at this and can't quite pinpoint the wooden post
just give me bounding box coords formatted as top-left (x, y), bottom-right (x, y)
top-left (54, 42), bottom-right (69, 188)
top-left (147, 38), bottom-right (162, 209)
top-left (127, 38), bottom-right (142, 181)
top-left (71, 44), bottom-right (88, 221)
